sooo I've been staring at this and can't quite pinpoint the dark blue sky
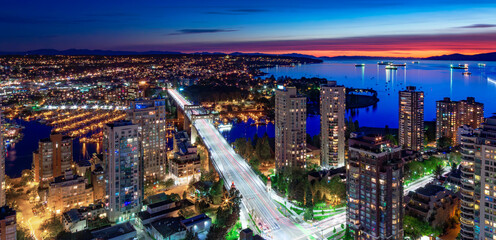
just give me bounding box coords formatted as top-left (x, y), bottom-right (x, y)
top-left (2, 0), bottom-right (496, 57)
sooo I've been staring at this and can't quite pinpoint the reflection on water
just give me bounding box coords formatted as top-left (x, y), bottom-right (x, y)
top-left (266, 60), bottom-right (496, 128)
top-left (5, 119), bottom-right (98, 177)
top-left (221, 116), bottom-right (321, 144)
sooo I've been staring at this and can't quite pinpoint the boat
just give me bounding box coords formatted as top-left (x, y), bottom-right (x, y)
top-left (390, 63), bottom-right (407, 67)
top-left (478, 63), bottom-right (486, 67)
top-left (218, 123), bottom-right (233, 131)
top-left (378, 61), bottom-right (393, 65)
top-left (450, 64), bottom-right (468, 69)
top-left (412, 61), bottom-right (420, 64)
top-left (462, 72), bottom-right (472, 76)
top-left (385, 65), bottom-right (398, 70)
top-left (355, 63), bottom-right (365, 67)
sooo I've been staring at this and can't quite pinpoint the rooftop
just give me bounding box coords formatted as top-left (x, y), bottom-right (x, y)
top-left (148, 217), bottom-right (185, 237)
top-left (91, 222), bottom-right (136, 239)
top-left (180, 214), bottom-right (211, 228)
top-left (415, 184), bottom-right (446, 197)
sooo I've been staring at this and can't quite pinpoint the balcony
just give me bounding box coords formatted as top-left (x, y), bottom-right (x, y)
top-left (460, 228), bottom-right (474, 240)
top-left (460, 190), bottom-right (474, 200)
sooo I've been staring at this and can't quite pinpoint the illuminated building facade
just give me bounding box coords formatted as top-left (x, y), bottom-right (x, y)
top-left (47, 170), bottom-right (93, 214)
top-left (275, 86), bottom-right (306, 171)
top-left (33, 133), bottom-right (73, 183)
top-left (320, 81), bottom-right (346, 168)
top-left (104, 121), bottom-right (142, 223)
top-left (128, 99), bottom-right (167, 180)
top-left (436, 97), bottom-right (483, 146)
top-left (399, 86), bottom-right (424, 151)
top-left (459, 116), bottom-right (496, 240)
top-left (346, 135), bottom-right (404, 240)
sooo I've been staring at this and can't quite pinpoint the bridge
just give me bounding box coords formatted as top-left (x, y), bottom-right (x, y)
top-left (167, 89), bottom-right (350, 239)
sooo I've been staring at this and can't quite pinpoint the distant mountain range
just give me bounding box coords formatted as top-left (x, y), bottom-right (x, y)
top-left (424, 52), bottom-right (496, 61)
top-left (1, 49), bottom-right (496, 61)
top-left (0, 49), bottom-right (183, 56)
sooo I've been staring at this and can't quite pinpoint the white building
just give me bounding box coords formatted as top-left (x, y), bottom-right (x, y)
top-left (128, 99), bottom-right (167, 181)
top-left (104, 121), bottom-right (142, 223)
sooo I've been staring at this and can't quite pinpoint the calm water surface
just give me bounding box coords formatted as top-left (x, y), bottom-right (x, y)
top-left (265, 60), bottom-right (496, 128)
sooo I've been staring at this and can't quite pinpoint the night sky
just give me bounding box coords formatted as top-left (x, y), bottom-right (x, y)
top-left (2, 0), bottom-right (496, 57)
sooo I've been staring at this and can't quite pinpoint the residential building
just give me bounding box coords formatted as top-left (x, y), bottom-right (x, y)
top-left (144, 214), bottom-right (211, 240)
top-left (103, 121), bottom-right (142, 223)
top-left (436, 97), bottom-right (483, 146)
top-left (62, 203), bottom-right (107, 233)
top-left (91, 222), bottom-right (137, 240)
top-left (91, 164), bottom-right (106, 201)
top-left (459, 116), bottom-right (496, 240)
top-left (169, 131), bottom-right (200, 185)
top-left (0, 206), bottom-right (16, 240)
top-left (399, 86), bottom-right (424, 151)
top-left (33, 133), bottom-right (73, 183)
top-left (458, 97), bottom-right (484, 131)
top-left (457, 125), bottom-right (475, 146)
top-left (275, 86), bottom-right (306, 171)
top-left (346, 135), bottom-right (404, 239)
top-left (320, 81), bottom-right (346, 168)
top-left (47, 170), bottom-right (93, 214)
top-left (128, 99), bottom-right (167, 181)
top-left (137, 197), bottom-right (194, 227)
top-left (405, 184), bottom-right (459, 228)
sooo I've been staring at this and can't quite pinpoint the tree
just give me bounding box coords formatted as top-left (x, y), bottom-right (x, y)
top-left (182, 191), bottom-right (188, 200)
top-left (40, 215), bottom-right (63, 239)
top-left (184, 229), bottom-right (198, 240)
top-left (165, 178), bottom-right (175, 189)
top-left (434, 164), bottom-right (444, 180)
top-left (437, 136), bottom-right (452, 150)
top-left (305, 184), bottom-right (313, 208)
top-left (404, 215), bottom-right (442, 239)
top-left (16, 226), bottom-right (34, 240)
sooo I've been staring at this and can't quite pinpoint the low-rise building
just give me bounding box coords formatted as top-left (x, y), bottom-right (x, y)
top-left (405, 184), bottom-right (459, 228)
top-left (137, 197), bottom-right (194, 228)
top-left (47, 170), bottom-right (93, 214)
top-left (144, 214), bottom-right (211, 240)
top-left (91, 222), bottom-right (136, 240)
top-left (180, 214), bottom-right (211, 236)
top-left (145, 216), bottom-right (185, 240)
top-left (169, 131), bottom-right (200, 185)
top-left (62, 203), bottom-right (107, 233)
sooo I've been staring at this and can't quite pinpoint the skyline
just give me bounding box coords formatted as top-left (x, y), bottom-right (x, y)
top-left (2, 0), bottom-right (496, 57)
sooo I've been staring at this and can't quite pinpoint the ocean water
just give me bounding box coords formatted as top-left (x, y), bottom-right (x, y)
top-left (264, 60), bottom-right (496, 128)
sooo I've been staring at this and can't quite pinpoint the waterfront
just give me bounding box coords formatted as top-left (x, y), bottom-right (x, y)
top-left (6, 59), bottom-right (496, 177)
top-left (265, 60), bottom-right (496, 128)
top-left (5, 119), bottom-right (98, 178)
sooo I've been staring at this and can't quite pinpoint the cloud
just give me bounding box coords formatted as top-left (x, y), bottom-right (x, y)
top-left (458, 24), bottom-right (496, 28)
top-left (128, 31), bottom-right (496, 53)
top-left (169, 29), bottom-right (237, 35)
